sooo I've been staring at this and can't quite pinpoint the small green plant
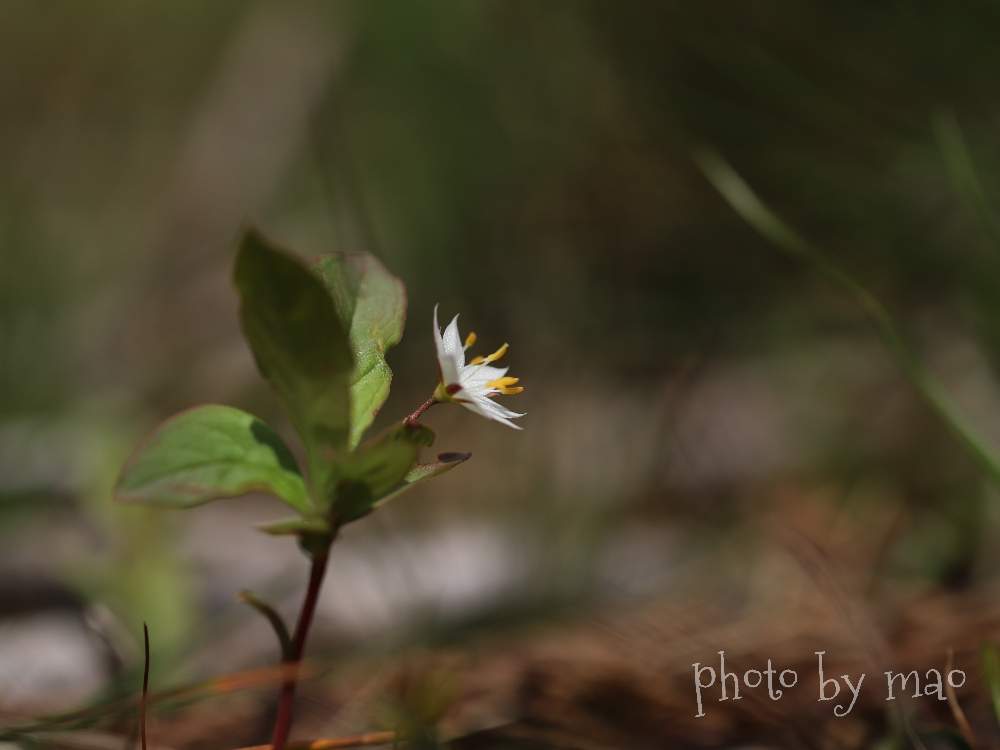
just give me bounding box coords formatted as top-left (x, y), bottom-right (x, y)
top-left (114, 230), bottom-right (524, 749)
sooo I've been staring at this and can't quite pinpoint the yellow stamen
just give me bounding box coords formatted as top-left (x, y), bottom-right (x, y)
top-left (470, 342), bottom-right (508, 366)
top-left (464, 331), bottom-right (477, 350)
top-left (488, 376), bottom-right (519, 389)
top-left (487, 376), bottom-right (523, 396)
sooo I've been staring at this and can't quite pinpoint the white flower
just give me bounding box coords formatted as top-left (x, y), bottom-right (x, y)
top-left (432, 305), bottom-right (525, 430)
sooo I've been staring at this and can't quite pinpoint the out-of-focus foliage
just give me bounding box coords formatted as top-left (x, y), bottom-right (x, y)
top-left (7, 1), bottom-right (1000, 742)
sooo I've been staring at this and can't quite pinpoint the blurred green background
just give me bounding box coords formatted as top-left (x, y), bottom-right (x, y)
top-left (6, 1), bottom-right (1000, 745)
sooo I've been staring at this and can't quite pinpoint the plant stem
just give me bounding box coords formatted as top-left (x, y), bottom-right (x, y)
top-left (270, 544), bottom-right (332, 750)
top-left (404, 396), bottom-right (437, 427)
top-left (141, 622), bottom-right (149, 750)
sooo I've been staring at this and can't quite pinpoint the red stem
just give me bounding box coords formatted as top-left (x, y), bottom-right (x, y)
top-left (271, 393), bottom-right (436, 747)
top-left (404, 396), bottom-right (437, 427)
top-left (270, 546), bottom-right (331, 750)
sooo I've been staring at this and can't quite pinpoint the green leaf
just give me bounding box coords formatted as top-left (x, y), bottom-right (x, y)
top-left (315, 253), bottom-right (406, 449)
top-left (115, 405), bottom-right (310, 512)
top-left (374, 451), bottom-right (471, 509)
top-left (235, 231), bottom-right (354, 492)
top-left (331, 422), bottom-right (435, 523)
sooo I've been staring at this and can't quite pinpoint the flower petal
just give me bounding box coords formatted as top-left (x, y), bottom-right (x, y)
top-left (464, 392), bottom-right (525, 426)
top-left (442, 314), bottom-right (465, 366)
top-left (484, 399), bottom-right (525, 419)
top-left (460, 397), bottom-right (524, 430)
top-left (460, 364), bottom-right (508, 389)
top-left (432, 306), bottom-right (525, 430)
top-left (433, 305), bottom-right (460, 384)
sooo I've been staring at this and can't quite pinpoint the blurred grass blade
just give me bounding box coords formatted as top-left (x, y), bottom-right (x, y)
top-left (945, 648), bottom-right (977, 748)
top-left (695, 147), bottom-right (1000, 487)
top-left (239, 590), bottom-right (293, 659)
top-left (983, 643), bottom-right (1000, 726)
top-left (141, 622), bottom-right (149, 750)
top-left (233, 730), bottom-right (398, 749)
top-left (933, 110), bottom-right (1000, 250)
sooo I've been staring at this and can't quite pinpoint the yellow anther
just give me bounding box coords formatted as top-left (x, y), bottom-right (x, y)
top-left (488, 376), bottom-right (520, 389)
top-left (481, 342), bottom-right (508, 365)
top-left (491, 343), bottom-right (509, 362)
top-left (464, 331), bottom-right (477, 350)
top-left (487, 376), bottom-right (523, 396)
top-left (470, 342), bottom-right (508, 366)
